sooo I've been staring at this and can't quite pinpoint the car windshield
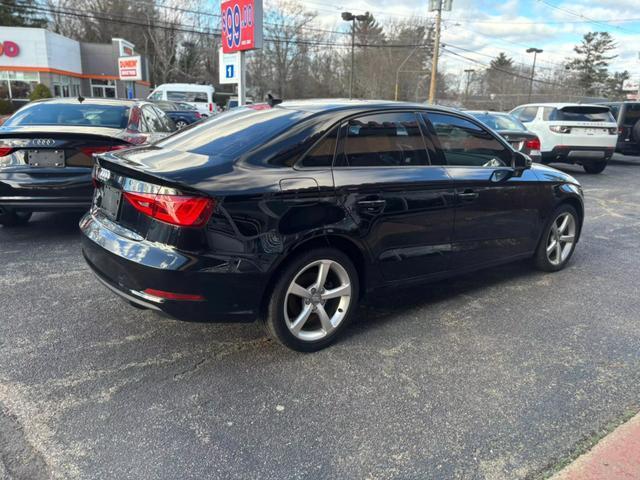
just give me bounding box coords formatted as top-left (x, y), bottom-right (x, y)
top-left (154, 106), bottom-right (309, 160)
top-left (471, 113), bottom-right (526, 131)
top-left (550, 107), bottom-right (615, 122)
top-left (4, 103), bottom-right (130, 128)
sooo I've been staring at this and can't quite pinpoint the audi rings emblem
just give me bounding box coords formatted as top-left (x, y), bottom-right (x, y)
top-left (31, 138), bottom-right (55, 146)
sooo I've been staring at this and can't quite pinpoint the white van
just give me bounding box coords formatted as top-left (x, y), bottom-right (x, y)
top-left (510, 103), bottom-right (618, 174)
top-left (148, 84), bottom-right (217, 116)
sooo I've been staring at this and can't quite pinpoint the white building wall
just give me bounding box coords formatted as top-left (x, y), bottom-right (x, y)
top-left (0, 27), bottom-right (81, 74)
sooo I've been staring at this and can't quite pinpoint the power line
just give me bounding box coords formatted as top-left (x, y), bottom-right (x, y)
top-left (536, 0), bottom-right (635, 34)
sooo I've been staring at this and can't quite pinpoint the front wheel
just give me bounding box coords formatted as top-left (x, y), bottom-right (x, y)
top-left (263, 248), bottom-right (359, 352)
top-left (534, 205), bottom-right (579, 272)
top-left (583, 160), bottom-right (607, 174)
top-left (0, 209), bottom-right (32, 227)
top-left (175, 120), bottom-right (188, 129)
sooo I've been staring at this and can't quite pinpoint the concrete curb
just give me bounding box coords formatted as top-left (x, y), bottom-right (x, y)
top-left (550, 413), bottom-right (640, 480)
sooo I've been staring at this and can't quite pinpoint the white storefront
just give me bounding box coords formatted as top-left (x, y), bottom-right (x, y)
top-left (0, 26), bottom-right (150, 102)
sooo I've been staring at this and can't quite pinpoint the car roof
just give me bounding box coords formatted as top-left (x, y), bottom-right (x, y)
top-left (467, 110), bottom-right (511, 115)
top-left (513, 102), bottom-right (608, 109)
top-left (274, 98), bottom-right (463, 115)
top-left (154, 83), bottom-right (214, 90)
top-left (31, 97), bottom-right (143, 107)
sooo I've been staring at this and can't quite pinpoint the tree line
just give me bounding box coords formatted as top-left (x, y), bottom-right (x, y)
top-left (3, 0), bottom-right (632, 107)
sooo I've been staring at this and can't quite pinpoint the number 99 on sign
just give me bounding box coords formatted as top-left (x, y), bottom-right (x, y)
top-left (222, 2), bottom-right (254, 50)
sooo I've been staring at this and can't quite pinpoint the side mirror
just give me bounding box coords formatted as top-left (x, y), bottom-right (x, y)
top-left (513, 151), bottom-right (532, 175)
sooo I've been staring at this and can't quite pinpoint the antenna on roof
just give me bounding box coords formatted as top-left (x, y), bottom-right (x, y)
top-left (77, 95), bottom-right (85, 103)
top-left (267, 93), bottom-right (282, 107)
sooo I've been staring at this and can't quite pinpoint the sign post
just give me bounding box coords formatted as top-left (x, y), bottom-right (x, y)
top-left (220, 0), bottom-right (263, 106)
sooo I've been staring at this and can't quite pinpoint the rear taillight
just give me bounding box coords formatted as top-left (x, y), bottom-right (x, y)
top-left (549, 125), bottom-right (571, 134)
top-left (209, 102), bottom-right (213, 112)
top-left (524, 137), bottom-right (541, 150)
top-left (81, 145), bottom-right (129, 157)
top-left (194, 112), bottom-right (202, 119)
top-left (0, 147), bottom-right (14, 157)
top-left (123, 191), bottom-right (214, 227)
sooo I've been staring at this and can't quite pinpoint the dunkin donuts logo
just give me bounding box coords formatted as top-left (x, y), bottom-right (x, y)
top-left (0, 41), bottom-right (20, 57)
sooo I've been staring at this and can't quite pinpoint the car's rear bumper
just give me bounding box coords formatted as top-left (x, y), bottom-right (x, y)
top-left (541, 146), bottom-right (615, 164)
top-left (80, 210), bottom-right (265, 323)
top-left (0, 167), bottom-right (93, 211)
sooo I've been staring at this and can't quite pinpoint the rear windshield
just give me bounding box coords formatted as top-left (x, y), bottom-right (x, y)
top-left (166, 91), bottom-right (209, 103)
top-left (550, 107), bottom-right (615, 123)
top-left (4, 103), bottom-right (130, 128)
top-left (470, 113), bottom-right (526, 131)
top-left (154, 106), bottom-right (309, 160)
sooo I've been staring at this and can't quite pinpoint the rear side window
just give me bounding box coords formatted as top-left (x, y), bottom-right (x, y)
top-left (424, 113), bottom-right (511, 167)
top-left (335, 112), bottom-right (429, 167)
top-left (300, 127), bottom-right (338, 168)
top-left (550, 107), bottom-right (615, 123)
top-left (622, 103), bottom-right (640, 126)
top-left (166, 91), bottom-right (209, 103)
top-left (5, 103), bottom-right (130, 128)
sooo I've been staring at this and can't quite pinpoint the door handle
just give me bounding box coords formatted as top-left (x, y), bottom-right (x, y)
top-left (457, 189), bottom-right (479, 202)
top-left (356, 199), bottom-right (386, 213)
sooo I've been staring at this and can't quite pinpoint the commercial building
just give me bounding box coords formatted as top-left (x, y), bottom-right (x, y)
top-left (0, 26), bottom-right (151, 103)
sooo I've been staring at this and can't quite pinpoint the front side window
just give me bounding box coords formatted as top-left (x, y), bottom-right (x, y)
top-left (424, 113), bottom-right (511, 168)
top-left (166, 91), bottom-right (209, 103)
top-left (336, 112), bottom-right (429, 167)
top-left (517, 106), bottom-right (538, 123)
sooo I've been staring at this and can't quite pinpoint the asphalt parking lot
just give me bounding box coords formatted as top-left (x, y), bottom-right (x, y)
top-left (1, 155), bottom-right (639, 480)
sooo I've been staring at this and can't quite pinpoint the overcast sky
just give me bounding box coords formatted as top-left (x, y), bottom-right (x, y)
top-left (282, 0), bottom-right (640, 78)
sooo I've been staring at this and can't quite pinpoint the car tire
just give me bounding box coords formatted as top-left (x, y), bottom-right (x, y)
top-left (632, 120), bottom-right (640, 144)
top-left (534, 204), bottom-right (579, 272)
top-left (262, 248), bottom-right (359, 352)
top-left (582, 160), bottom-right (607, 174)
top-left (0, 209), bottom-right (32, 227)
top-left (175, 120), bottom-right (188, 129)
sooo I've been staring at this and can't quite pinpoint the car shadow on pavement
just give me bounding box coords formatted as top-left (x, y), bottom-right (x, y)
top-left (1, 211), bottom-right (86, 238)
top-left (343, 259), bottom-right (538, 342)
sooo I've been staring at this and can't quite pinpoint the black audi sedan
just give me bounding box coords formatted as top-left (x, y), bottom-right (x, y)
top-left (81, 100), bottom-right (584, 351)
top-left (0, 98), bottom-right (175, 226)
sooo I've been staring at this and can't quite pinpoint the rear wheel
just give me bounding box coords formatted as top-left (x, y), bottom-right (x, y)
top-left (263, 248), bottom-right (359, 352)
top-left (583, 160), bottom-right (608, 174)
top-left (534, 205), bottom-right (579, 272)
top-left (0, 209), bottom-right (32, 227)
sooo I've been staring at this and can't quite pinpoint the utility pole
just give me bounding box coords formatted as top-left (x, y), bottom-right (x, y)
top-left (342, 12), bottom-right (369, 100)
top-left (428, 0), bottom-right (452, 104)
top-left (464, 68), bottom-right (475, 104)
top-left (526, 47), bottom-right (543, 103)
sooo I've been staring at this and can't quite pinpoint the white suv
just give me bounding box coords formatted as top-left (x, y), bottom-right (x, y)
top-left (510, 103), bottom-right (618, 173)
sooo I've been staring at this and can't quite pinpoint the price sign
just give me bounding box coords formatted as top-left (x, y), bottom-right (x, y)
top-left (221, 0), bottom-right (263, 53)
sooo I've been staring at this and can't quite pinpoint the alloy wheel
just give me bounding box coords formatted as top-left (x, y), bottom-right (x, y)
top-left (284, 259), bottom-right (352, 342)
top-left (176, 121), bottom-right (188, 129)
top-left (546, 212), bottom-right (576, 266)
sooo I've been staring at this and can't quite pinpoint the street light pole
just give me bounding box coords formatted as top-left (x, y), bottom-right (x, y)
top-left (342, 12), bottom-right (369, 100)
top-left (527, 47), bottom-right (543, 103)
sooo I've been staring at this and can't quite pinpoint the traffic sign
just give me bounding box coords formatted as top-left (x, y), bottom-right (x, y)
top-left (219, 48), bottom-right (240, 84)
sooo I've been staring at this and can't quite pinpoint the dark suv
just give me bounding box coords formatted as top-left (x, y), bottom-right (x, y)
top-left (598, 101), bottom-right (640, 155)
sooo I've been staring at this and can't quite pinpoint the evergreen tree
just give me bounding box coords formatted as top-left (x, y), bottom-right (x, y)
top-left (566, 32), bottom-right (617, 96)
